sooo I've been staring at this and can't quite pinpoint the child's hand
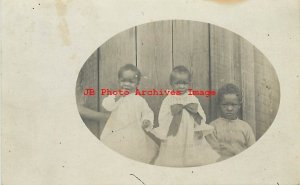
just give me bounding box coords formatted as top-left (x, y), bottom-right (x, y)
top-left (114, 94), bottom-right (123, 101)
top-left (142, 120), bottom-right (152, 132)
top-left (219, 143), bottom-right (239, 155)
top-left (196, 131), bottom-right (203, 139)
top-left (114, 89), bottom-right (129, 101)
top-left (219, 143), bottom-right (230, 150)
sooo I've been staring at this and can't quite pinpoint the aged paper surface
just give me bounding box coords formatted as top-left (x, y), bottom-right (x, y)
top-left (2, 0), bottom-right (300, 184)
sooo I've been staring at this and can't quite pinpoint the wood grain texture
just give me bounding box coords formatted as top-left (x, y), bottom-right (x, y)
top-left (136, 21), bottom-right (173, 127)
top-left (98, 28), bottom-right (136, 134)
top-left (254, 50), bottom-right (280, 139)
top-left (209, 24), bottom-right (242, 122)
top-left (173, 20), bottom-right (211, 122)
top-left (240, 39), bottom-right (256, 135)
top-left (76, 50), bottom-right (100, 138)
top-left (76, 21), bottom-right (281, 141)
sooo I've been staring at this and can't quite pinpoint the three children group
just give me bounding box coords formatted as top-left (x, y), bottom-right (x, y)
top-left (79, 64), bottom-right (256, 167)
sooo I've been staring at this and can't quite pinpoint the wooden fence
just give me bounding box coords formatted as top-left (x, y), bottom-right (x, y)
top-left (76, 20), bottom-right (280, 140)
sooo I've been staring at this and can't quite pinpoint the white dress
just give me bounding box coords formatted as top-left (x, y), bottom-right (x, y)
top-left (101, 94), bottom-right (158, 163)
top-left (151, 93), bottom-right (220, 167)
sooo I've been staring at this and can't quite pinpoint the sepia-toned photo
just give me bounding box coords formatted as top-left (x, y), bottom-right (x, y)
top-left (76, 20), bottom-right (280, 167)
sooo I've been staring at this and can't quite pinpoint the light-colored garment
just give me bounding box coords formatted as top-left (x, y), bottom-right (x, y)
top-left (206, 117), bottom-right (256, 161)
top-left (151, 93), bottom-right (220, 167)
top-left (101, 94), bottom-right (158, 163)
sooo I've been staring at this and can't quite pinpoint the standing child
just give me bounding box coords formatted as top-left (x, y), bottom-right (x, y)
top-left (100, 64), bottom-right (158, 163)
top-left (206, 83), bottom-right (256, 161)
top-left (151, 66), bottom-right (219, 167)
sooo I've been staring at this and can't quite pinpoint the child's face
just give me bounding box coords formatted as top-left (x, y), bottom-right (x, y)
top-left (118, 70), bottom-right (138, 92)
top-left (219, 94), bottom-right (241, 120)
top-left (171, 73), bottom-right (190, 94)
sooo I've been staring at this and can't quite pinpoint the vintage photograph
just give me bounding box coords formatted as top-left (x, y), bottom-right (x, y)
top-left (76, 20), bottom-right (280, 167)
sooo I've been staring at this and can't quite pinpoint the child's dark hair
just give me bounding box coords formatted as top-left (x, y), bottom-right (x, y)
top-left (170, 65), bottom-right (192, 84)
top-left (118, 64), bottom-right (141, 84)
top-left (217, 83), bottom-right (243, 104)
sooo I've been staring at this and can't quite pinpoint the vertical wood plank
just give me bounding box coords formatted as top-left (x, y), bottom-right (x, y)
top-left (99, 28), bottom-right (136, 134)
top-left (136, 21), bottom-right (173, 127)
top-left (254, 51), bottom-right (280, 139)
top-left (76, 51), bottom-right (99, 138)
top-left (173, 20), bottom-right (211, 121)
top-left (209, 25), bottom-right (242, 122)
top-left (240, 39), bottom-right (256, 135)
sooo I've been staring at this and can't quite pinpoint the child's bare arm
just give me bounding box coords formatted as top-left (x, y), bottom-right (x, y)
top-left (140, 99), bottom-right (154, 132)
top-left (78, 105), bottom-right (110, 122)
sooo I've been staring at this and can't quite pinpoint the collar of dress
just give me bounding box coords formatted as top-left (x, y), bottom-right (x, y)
top-left (220, 117), bottom-right (240, 123)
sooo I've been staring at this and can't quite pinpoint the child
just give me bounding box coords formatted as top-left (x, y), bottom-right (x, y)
top-left (206, 83), bottom-right (256, 161)
top-left (99, 64), bottom-right (158, 163)
top-left (150, 66), bottom-right (219, 167)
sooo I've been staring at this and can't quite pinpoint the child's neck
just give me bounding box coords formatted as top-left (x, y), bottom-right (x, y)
top-left (221, 116), bottom-right (238, 121)
top-left (180, 91), bottom-right (188, 96)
